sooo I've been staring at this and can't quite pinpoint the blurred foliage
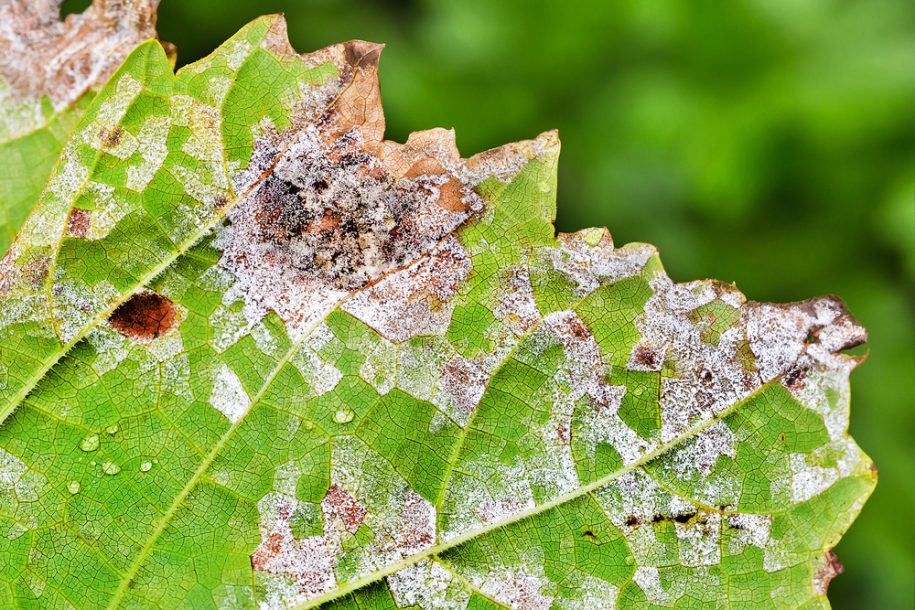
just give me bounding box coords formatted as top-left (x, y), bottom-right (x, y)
top-left (62, 0), bottom-right (914, 606)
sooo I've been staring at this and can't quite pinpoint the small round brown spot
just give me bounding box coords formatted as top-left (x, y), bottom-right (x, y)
top-left (108, 291), bottom-right (177, 342)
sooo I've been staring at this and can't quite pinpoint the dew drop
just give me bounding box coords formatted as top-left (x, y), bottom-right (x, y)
top-left (333, 408), bottom-right (354, 424)
top-left (140, 461), bottom-right (153, 472)
top-left (67, 481), bottom-right (81, 495)
top-left (303, 420), bottom-right (315, 430)
top-left (102, 461), bottom-right (121, 475)
top-left (105, 424), bottom-right (119, 436)
top-left (80, 434), bottom-right (100, 452)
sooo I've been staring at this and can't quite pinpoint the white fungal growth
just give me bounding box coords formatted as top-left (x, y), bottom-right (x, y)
top-left (549, 230), bottom-right (655, 295)
top-left (343, 237), bottom-right (472, 343)
top-left (633, 566), bottom-right (674, 606)
top-left (387, 561), bottom-right (470, 610)
top-left (674, 512), bottom-right (722, 567)
top-left (209, 363), bottom-right (251, 424)
top-left (477, 567), bottom-right (554, 610)
top-left (0, 448), bottom-right (47, 530)
top-left (219, 124), bottom-right (480, 337)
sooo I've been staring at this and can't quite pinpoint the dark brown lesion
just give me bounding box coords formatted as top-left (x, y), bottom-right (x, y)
top-left (108, 291), bottom-right (177, 342)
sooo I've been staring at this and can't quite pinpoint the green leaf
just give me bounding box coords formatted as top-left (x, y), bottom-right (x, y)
top-left (0, 0), bottom-right (163, 255)
top-left (0, 9), bottom-right (874, 610)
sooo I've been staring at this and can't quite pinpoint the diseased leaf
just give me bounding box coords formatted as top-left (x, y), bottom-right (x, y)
top-left (0, 9), bottom-right (875, 610)
top-left (0, 0), bottom-right (164, 254)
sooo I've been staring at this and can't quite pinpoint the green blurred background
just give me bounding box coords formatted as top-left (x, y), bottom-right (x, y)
top-left (66, 0), bottom-right (915, 606)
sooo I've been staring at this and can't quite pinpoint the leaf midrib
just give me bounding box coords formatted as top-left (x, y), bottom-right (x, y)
top-left (296, 380), bottom-right (775, 609)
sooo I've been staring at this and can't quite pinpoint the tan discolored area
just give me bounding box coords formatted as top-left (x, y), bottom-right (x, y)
top-left (107, 290), bottom-right (177, 342)
top-left (219, 35), bottom-right (555, 337)
top-left (814, 550), bottom-right (845, 594)
top-left (0, 0), bottom-right (162, 112)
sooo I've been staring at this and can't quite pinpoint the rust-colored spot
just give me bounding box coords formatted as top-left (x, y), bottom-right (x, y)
top-left (108, 291), bottom-right (177, 342)
top-left (321, 484), bottom-right (367, 533)
top-left (556, 420), bottom-right (571, 444)
top-left (67, 208), bottom-right (91, 238)
top-left (633, 345), bottom-right (661, 369)
top-left (98, 126), bottom-right (123, 148)
top-left (814, 550), bottom-right (844, 594)
top-left (251, 532), bottom-right (285, 572)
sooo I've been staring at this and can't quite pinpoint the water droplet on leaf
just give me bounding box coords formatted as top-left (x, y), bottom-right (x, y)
top-left (140, 461), bottom-right (152, 472)
top-left (102, 461), bottom-right (121, 475)
top-left (80, 434), bottom-right (100, 452)
top-left (105, 424), bottom-right (119, 435)
top-left (67, 481), bottom-right (81, 494)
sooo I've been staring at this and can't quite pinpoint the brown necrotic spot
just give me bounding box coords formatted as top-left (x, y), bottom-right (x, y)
top-left (67, 208), bottom-right (91, 238)
top-left (108, 291), bottom-right (177, 342)
top-left (98, 126), bottom-right (123, 148)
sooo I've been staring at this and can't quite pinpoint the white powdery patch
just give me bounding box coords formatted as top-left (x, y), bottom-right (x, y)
top-left (664, 421), bottom-right (737, 479)
top-left (593, 470), bottom-right (699, 566)
top-left (356, 334), bottom-right (399, 396)
top-left (84, 73), bottom-right (144, 151)
top-left (10, 72), bottom-right (140, 257)
top-left (342, 237), bottom-right (472, 343)
top-left (725, 513), bottom-right (772, 555)
top-left (436, 350), bottom-right (507, 427)
top-left (544, 310), bottom-right (652, 464)
top-left (442, 458), bottom-right (536, 542)
top-left (209, 363), bottom-right (251, 424)
top-left (770, 438), bottom-right (864, 505)
top-left (78, 181), bottom-right (131, 240)
top-left (549, 230), bottom-right (655, 296)
top-left (476, 567), bottom-right (554, 610)
top-left (0, 78), bottom-right (45, 141)
top-left (633, 566), bottom-right (674, 606)
top-left (494, 266), bottom-right (542, 336)
top-left (253, 493), bottom-right (338, 609)
top-left (527, 394), bottom-right (581, 500)
top-left (125, 115), bottom-right (171, 192)
top-left (141, 328), bottom-right (192, 399)
top-left (387, 561), bottom-right (470, 610)
top-left (746, 298), bottom-right (864, 384)
top-left (786, 358), bottom-right (856, 442)
top-left (329, 437), bottom-right (438, 570)
top-left (224, 38), bottom-right (254, 71)
top-left (81, 313), bottom-right (191, 399)
top-left (559, 575), bottom-right (619, 610)
top-left (85, 326), bottom-right (130, 377)
top-left (637, 276), bottom-right (758, 443)
top-left (0, 448), bottom-right (47, 531)
top-left (165, 94), bottom-right (231, 239)
top-left (674, 512), bottom-right (722, 567)
top-left (290, 345), bottom-right (343, 398)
